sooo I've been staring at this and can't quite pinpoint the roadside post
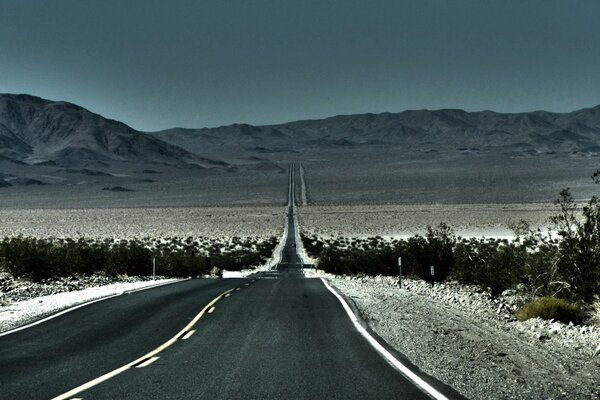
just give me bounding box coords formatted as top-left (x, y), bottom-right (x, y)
top-left (152, 257), bottom-right (156, 280)
top-left (397, 256), bottom-right (402, 288)
top-left (430, 265), bottom-right (435, 287)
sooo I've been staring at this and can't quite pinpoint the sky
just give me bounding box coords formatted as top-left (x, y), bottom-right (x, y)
top-left (1, 0), bottom-right (599, 131)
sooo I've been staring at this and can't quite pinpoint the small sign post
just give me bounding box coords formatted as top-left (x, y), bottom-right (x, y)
top-left (152, 257), bottom-right (156, 280)
top-left (398, 256), bottom-right (402, 288)
top-left (430, 265), bottom-right (435, 287)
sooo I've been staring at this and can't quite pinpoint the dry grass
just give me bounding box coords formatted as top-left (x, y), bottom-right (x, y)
top-left (516, 297), bottom-right (582, 324)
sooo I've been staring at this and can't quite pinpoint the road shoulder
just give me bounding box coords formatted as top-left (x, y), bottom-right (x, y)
top-left (312, 272), bottom-right (600, 400)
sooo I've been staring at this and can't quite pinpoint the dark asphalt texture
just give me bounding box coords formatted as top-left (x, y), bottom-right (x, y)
top-left (0, 165), bottom-right (461, 399)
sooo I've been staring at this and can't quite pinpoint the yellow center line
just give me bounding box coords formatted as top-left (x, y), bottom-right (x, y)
top-left (51, 287), bottom-right (234, 400)
top-left (181, 330), bottom-right (195, 340)
top-left (207, 307), bottom-right (215, 314)
top-left (135, 356), bottom-right (159, 368)
top-left (224, 293), bottom-right (231, 297)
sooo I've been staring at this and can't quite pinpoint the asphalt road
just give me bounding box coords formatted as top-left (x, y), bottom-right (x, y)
top-left (0, 165), bottom-right (462, 399)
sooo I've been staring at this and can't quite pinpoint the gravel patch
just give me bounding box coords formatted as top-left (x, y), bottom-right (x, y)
top-left (305, 270), bottom-right (600, 400)
top-left (0, 273), bottom-right (180, 334)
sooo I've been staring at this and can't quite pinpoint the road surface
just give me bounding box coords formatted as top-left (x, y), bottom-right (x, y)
top-left (0, 165), bottom-right (462, 399)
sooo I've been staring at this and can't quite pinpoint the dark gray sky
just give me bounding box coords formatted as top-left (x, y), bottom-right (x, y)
top-left (1, 0), bottom-right (599, 131)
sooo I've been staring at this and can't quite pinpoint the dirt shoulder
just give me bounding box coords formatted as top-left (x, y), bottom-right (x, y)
top-left (315, 272), bottom-right (600, 400)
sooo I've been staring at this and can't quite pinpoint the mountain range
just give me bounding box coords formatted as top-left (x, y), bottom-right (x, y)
top-left (1, 93), bottom-right (599, 201)
top-left (3, 93), bottom-right (600, 167)
top-left (152, 105), bottom-right (600, 158)
top-left (0, 94), bottom-right (222, 168)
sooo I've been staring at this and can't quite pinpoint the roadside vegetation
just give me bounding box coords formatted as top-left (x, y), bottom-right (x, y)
top-left (302, 172), bottom-right (600, 324)
top-left (0, 236), bottom-right (278, 280)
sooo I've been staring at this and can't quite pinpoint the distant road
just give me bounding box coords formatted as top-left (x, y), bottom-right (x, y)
top-left (0, 165), bottom-right (461, 399)
top-left (299, 163), bottom-right (308, 206)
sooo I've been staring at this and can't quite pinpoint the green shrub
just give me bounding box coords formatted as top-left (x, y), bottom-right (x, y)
top-left (0, 235), bottom-right (277, 280)
top-left (516, 297), bottom-right (582, 324)
top-left (452, 238), bottom-right (528, 296)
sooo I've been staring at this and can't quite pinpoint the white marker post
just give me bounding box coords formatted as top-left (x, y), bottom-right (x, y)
top-left (152, 257), bottom-right (156, 280)
top-left (397, 256), bottom-right (402, 288)
top-left (430, 265), bottom-right (435, 287)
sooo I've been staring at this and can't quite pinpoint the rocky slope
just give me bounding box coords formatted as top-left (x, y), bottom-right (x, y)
top-left (0, 94), bottom-right (222, 168)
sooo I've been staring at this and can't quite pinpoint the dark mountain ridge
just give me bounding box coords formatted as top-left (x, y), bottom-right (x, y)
top-left (1, 93), bottom-right (600, 205)
top-left (2, 92), bottom-right (600, 190)
top-left (0, 94), bottom-right (220, 168)
top-left (152, 105), bottom-right (600, 157)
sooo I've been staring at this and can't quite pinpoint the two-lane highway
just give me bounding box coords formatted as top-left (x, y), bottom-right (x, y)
top-left (0, 165), bottom-right (463, 399)
top-left (0, 279), bottom-right (247, 399)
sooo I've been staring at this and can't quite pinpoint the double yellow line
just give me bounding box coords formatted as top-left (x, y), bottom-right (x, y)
top-left (52, 287), bottom-right (235, 400)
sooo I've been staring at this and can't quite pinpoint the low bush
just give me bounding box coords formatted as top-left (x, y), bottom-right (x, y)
top-left (302, 225), bottom-right (455, 282)
top-left (590, 296), bottom-right (600, 327)
top-left (0, 236), bottom-right (278, 281)
top-left (515, 297), bottom-right (583, 324)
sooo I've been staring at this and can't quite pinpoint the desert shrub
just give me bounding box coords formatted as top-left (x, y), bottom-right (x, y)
top-left (589, 296), bottom-right (600, 327)
top-left (0, 237), bottom-right (53, 280)
top-left (548, 181), bottom-right (600, 302)
top-left (305, 224), bottom-right (455, 280)
top-left (155, 250), bottom-right (206, 277)
top-left (452, 238), bottom-right (528, 296)
top-left (301, 174), bottom-right (600, 305)
top-left (301, 234), bottom-right (325, 256)
top-left (105, 240), bottom-right (153, 276)
top-left (0, 235), bottom-right (278, 280)
top-left (422, 223), bottom-right (455, 281)
top-left (516, 297), bottom-right (583, 324)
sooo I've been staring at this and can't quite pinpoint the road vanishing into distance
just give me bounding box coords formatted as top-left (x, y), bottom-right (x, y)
top-left (0, 165), bottom-right (463, 400)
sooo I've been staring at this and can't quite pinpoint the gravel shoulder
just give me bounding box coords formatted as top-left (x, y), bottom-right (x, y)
top-left (305, 271), bottom-right (600, 400)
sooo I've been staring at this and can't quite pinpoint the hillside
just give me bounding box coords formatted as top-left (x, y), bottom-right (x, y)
top-left (1, 93), bottom-right (600, 206)
top-left (0, 94), bottom-right (220, 168)
top-left (151, 106), bottom-right (600, 158)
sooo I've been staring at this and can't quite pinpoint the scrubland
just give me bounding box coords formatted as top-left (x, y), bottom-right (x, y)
top-left (298, 203), bottom-right (555, 239)
top-left (0, 207), bottom-right (283, 239)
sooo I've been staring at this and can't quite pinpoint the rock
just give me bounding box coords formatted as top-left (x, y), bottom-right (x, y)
top-left (594, 344), bottom-right (600, 356)
top-left (538, 333), bottom-right (550, 341)
top-left (549, 326), bottom-right (561, 336)
top-left (501, 289), bottom-right (516, 296)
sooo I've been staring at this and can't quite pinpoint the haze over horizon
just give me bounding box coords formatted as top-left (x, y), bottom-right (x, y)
top-left (1, 0), bottom-right (599, 131)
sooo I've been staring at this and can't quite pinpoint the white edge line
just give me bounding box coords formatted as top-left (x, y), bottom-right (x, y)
top-left (0, 278), bottom-right (189, 337)
top-left (320, 277), bottom-right (449, 400)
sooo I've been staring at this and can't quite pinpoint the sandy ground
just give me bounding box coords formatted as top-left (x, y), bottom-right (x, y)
top-left (305, 271), bottom-right (600, 400)
top-left (298, 204), bottom-right (558, 239)
top-left (0, 207), bottom-right (284, 239)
